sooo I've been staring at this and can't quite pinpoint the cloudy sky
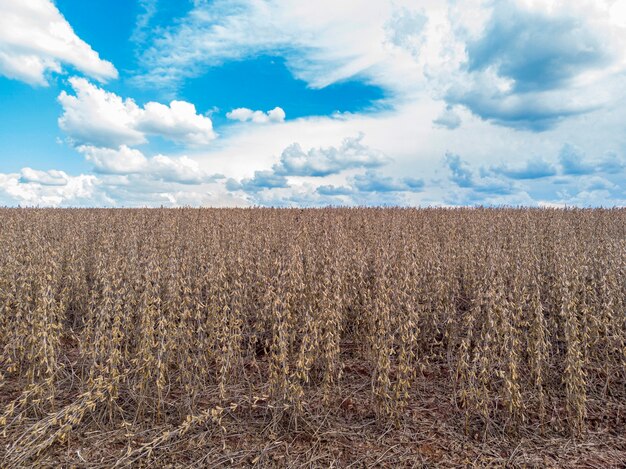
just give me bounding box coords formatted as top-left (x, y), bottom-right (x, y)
top-left (0, 0), bottom-right (625, 207)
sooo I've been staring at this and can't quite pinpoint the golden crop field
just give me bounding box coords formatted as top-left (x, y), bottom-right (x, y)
top-left (1, 207), bottom-right (625, 467)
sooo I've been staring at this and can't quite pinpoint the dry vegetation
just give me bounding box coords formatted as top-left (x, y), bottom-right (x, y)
top-left (0, 207), bottom-right (625, 467)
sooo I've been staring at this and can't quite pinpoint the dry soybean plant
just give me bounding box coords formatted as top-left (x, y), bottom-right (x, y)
top-left (0, 207), bottom-right (625, 467)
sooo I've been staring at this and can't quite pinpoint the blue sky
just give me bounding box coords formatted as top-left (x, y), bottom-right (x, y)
top-left (0, 0), bottom-right (625, 207)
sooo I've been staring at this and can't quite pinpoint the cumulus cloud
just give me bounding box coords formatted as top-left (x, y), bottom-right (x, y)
top-left (58, 78), bottom-right (147, 147)
top-left (448, 0), bottom-right (625, 130)
top-left (598, 152), bottom-right (626, 174)
top-left (467, 2), bottom-right (612, 93)
top-left (58, 77), bottom-right (216, 148)
top-left (556, 144), bottom-right (626, 176)
top-left (444, 153), bottom-right (513, 196)
top-left (77, 145), bottom-right (148, 174)
top-left (3, 0), bottom-right (626, 209)
top-left (444, 153), bottom-right (474, 188)
top-left (226, 171), bottom-right (289, 192)
top-left (0, 0), bottom-right (117, 85)
top-left (351, 171), bottom-right (424, 192)
top-left (440, 145), bottom-right (626, 206)
top-left (138, 101), bottom-right (217, 145)
top-left (583, 176), bottom-right (617, 192)
top-left (18, 168), bottom-right (69, 186)
top-left (491, 157), bottom-right (557, 179)
top-left (446, 69), bottom-right (600, 131)
top-left (148, 155), bottom-right (212, 184)
top-left (272, 134), bottom-right (389, 177)
top-left (77, 145), bottom-right (214, 184)
top-left (315, 172), bottom-right (424, 196)
top-left (0, 170), bottom-right (100, 206)
top-left (226, 107), bottom-right (286, 124)
top-left (225, 134), bottom-right (390, 194)
top-left (0, 168), bottom-right (245, 208)
top-left (558, 144), bottom-right (596, 175)
top-left (244, 178), bottom-right (427, 207)
top-left (316, 185), bottom-right (354, 196)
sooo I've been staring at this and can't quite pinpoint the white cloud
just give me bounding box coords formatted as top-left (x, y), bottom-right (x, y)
top-left (0, 0), bottom-right (117, 85)
top-left (490, 157), bottom-right (557, 179)
top-left (187, 87), bottom-right (626, 207)
top-left (3, 0), bottom-right (626, 208)
top-left (44, 0), bottom-right (626, 208)
top-left (0, 171), bottom-right (101, 206)
top-left (226, 107), bottom-right (286, 124)
top-left (58, 78), bottom-right (145, 147)
top-left (77, 145), bottom-right (214, 184)
top-left (610, 0), bottom-right (626, 28)
top-left (148, 155), bottom-right (209, 184)
top-left (224, 133), bottom-right (391, 194)
top-left (234, 178), bottom-right (426, 207)
top-left (58, 77), bottom-right (216, 148)
top-left (19, 167), bottom-right (69, 186)
top-left (226, 171), bottom-right (289, 193)
top-left (192, 98), bottom-right (443, 181)
top-left (134, 0), bottom-right (453, 94)
top-left (132, 0), bottom-right (158, 46)
top-left (351, 170), bottom-right (424, 192)
top-left (445, 0), bottom-right (626, 129)
top-left (272, 134), bottom-right (389, 177)
top-left (0, 167), bottom-right (247, 208)
top-left (94, 173), bottom-right (245, 207)
top-left (77, 145), bottom-right (148, 174)
top-left (139, 101), bottom-right (217, 145)
top-left (133, 0), bottom-right (626, 131)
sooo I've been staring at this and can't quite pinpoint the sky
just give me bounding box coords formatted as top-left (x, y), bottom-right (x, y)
top-left (0, 0), bottom-right (625, 207)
